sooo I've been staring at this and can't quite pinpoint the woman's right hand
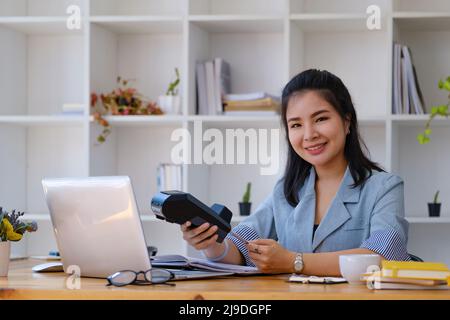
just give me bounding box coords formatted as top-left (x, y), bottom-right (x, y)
top-left (180, 221), bottom-right (219, 250)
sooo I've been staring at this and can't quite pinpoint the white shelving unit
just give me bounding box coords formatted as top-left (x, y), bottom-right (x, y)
top-left (1, 0), bottom-right (450, 264)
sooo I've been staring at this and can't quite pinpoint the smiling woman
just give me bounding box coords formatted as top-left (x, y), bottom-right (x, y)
top-left (180, 69), bottom-right (411, 277)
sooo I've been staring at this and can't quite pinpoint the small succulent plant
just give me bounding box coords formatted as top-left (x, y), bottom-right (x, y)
top-left (433, 190), bottom-right (440, 204)
top-left (242, 182), bottom-right (252, 203)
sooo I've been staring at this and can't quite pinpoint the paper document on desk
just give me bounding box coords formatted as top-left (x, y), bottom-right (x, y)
top-left (151, 255), bottom-right (259, 274)
top-left (289, 274), bottom-right (347, 284)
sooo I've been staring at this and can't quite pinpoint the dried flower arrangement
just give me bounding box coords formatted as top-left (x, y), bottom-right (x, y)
top-left (0, 207), bottom-right (38, 242)
top-left (91, 77), bottom-right (164, 143)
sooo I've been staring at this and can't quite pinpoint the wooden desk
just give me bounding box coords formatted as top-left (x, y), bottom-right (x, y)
top-left (1, 259), bottom-right (450, 300)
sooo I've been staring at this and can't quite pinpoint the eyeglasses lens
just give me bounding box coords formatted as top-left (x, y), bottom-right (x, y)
top-left (109, 271), bottom-right (136, 286)
top-left (147, 269), bottom-right (172, 284)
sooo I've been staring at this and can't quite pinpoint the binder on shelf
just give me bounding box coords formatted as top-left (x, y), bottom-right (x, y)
top-left (392, 43), bottom-right (426, 114)
top-left (196, 62), bottom-right (208, 116)
top-left (402, 45), bottom-right (426, 115)
top-left (157, 164), bottom-right (182, 192)
top-left (205, 60), bottom-right (217, 115)
top-left (214, 57), bottom-right (231, 115)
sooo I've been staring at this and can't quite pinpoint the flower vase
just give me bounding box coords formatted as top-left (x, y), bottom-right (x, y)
top-left (158, 95), bottom-right (181, 115)
top-left (0, 241), bottom-right (11, 277)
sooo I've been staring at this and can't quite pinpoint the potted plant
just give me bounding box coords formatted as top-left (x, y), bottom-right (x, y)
top-left (0, 207), bottom-right (38, 277)
top-left (239, 182), bottom-right (252, 216)
top-left (428, 191), bottom-right (441, 217)
top-left (91, 77), bottom-right (163, 144)
top-left (158, 68), bottom-right (181, 115)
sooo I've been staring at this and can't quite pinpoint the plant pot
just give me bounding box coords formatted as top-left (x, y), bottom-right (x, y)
top-left (158, 95), bottom-right (181, 115)
top-left (0, 241), bottom-right (11, 277)
top-left (239, 202), bottom-right (252, 216)
top-left (428, 203), bottom-right (441, 217)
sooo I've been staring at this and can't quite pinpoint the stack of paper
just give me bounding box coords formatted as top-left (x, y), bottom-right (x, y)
top-left (363, 261), bottom-right (450, 290)
top-left (223, 92), bottom-right (281, 116)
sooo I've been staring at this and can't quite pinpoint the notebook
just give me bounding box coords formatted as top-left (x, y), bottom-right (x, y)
top-left (368, 281), bottom-right (449, 290)
top-left (381, 261), bottom-right (450, 280)
top-left (362, 271), bottom-right (447, 287)
top-left (151, 255), bottom-right (260, 275)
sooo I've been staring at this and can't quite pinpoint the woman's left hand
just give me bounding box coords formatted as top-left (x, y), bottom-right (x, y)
top-left (247, 239), bottom-right (296, 274)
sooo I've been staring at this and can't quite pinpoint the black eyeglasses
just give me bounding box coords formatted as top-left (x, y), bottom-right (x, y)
top-left (107, 268), bottom-right (175, 287)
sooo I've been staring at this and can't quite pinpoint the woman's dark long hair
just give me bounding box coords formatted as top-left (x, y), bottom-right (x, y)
top-left (281, 69), bottom-right (384, 207)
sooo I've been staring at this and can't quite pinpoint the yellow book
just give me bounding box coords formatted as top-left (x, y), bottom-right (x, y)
top-left (381, 261), bottom-right (450, 280)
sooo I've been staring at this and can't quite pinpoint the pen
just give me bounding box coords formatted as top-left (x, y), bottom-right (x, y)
top-left (229, 231), bottom-right (249, 244)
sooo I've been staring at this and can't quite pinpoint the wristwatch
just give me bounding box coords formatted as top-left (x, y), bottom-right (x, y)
top-left (293, 253), bottom-right (304, 274)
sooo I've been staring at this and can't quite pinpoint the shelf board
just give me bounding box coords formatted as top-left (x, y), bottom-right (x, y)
top-left (90, 16), bottom-right (183, 34)
top-left (189, 15), bottom-right (284, 33)
top-left (391, 114), bottom-right (450, 126)
top-left (187, 115), bottom-right (386, 126)
top-left (290, 13), bottom-right (383, 32)
top-left (0, 115), bottom-right (85, 126)
top-left (394, 13), bottom-right (450, 31)
top-left (90, 115), bottom-right (185, 127)
top-left (0, 17), bottom-right (83, 35)
top-left (357, 116), bottom-right (387, 126)
top-left (22, 213), bottom-right (450, 224)
top-left (188, 114), bottom-right (281, 124)
top-left (406, 217), bottom-right (450, 223)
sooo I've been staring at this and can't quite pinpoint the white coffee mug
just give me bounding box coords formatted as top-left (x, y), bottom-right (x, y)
top-left (339, 254), bottom-right (381, 285)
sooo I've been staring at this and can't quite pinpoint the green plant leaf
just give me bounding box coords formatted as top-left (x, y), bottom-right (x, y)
top-left (444, 80), bottom-right (450, 91)
top-left (417, 134), bottom-right (431, 144)
top-left (438, 79), bottom-right (444, 89)
top-left (438, 105), bottom-right (449, 116)
top-left (97, 135), bottom-right (105, 143)
top-left (431, 106), bottom-right (439, 115)
top-left (424, 128), bottom-right (432, 135)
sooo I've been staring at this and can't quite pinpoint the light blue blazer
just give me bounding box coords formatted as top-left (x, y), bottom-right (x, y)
top-left (227, 166), bottom-right (411, 266)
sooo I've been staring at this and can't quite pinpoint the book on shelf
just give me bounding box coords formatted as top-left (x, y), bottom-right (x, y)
top-left (392, 43), bottom-right (426, 115)
top-left (402, 45), bottom-right (426, 115)
top-left (157, 163), bottom-right (182, 192)
top-left (214, 57), bottom-right (231, 115)
top-left (381, 260), bottom-right (450, 280)
top-left (205, 60), bottom-right (217, 115)
top-left (195, 62), bottom-right (208, 116)
top-left (392, 43), bottom-right (402, 115)
top-left (224, 97), bottom-right (280, 109)
top-left (151, 254), bottom-right (259, 275)
top-left (196, 58), bottom-right (231, 115)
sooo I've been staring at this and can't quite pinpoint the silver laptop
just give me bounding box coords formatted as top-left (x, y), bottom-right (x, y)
top-left (42, 176), bottom-right (231, 280)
